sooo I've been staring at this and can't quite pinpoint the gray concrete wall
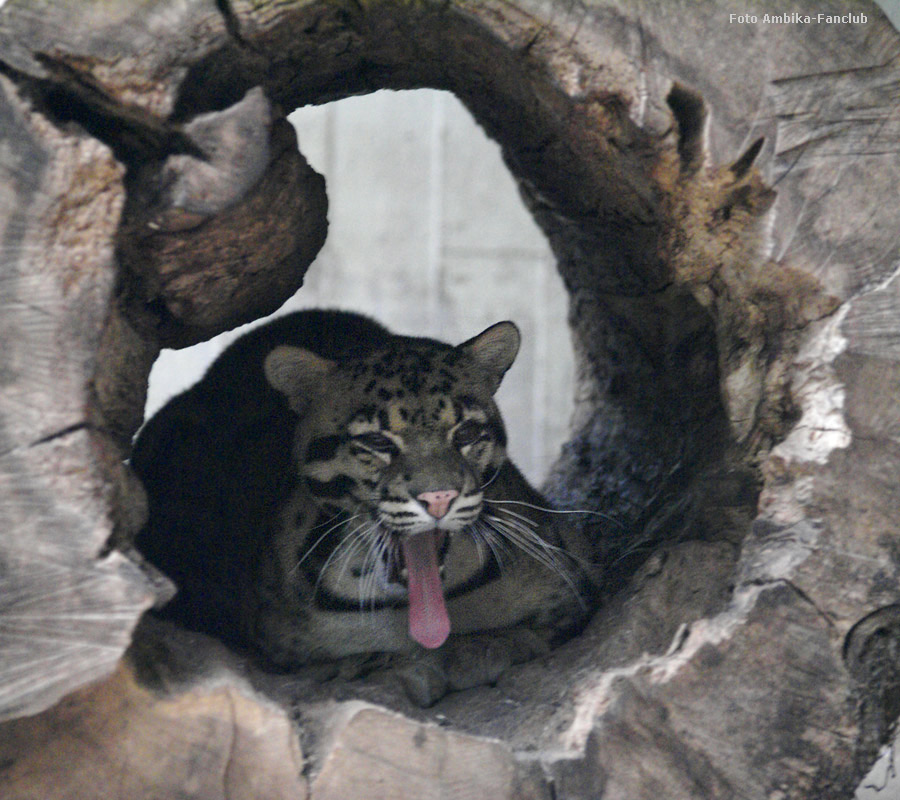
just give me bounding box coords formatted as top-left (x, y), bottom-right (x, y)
top-left (145, 89), bottom-right (574, 485)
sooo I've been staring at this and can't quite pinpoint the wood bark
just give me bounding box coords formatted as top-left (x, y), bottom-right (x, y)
top-left (1, 1), bottom-right (899, 798)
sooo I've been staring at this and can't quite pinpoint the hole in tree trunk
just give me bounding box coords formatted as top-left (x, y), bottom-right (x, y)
top-left (119, 12), bottom-right (753, 748)
top-left (144, 89), bottom-right (575, 488)
top-left (109, 0), bottom-right (770, 750)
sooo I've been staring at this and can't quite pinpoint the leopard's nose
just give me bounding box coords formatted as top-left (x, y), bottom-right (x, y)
top-left (416, 489), bottom-right (459, 519)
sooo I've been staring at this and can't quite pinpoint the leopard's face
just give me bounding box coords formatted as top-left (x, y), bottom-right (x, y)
top-left (298, 344), bottom-right (507, 535)
top-left (264, 323), bottom-right (520, 648)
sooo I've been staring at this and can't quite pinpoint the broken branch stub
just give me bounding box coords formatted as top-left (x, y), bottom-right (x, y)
top-left (117, 87), bottom-right (328, 348)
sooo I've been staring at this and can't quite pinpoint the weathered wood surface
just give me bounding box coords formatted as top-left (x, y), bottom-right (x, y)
top-left (1, 1), bottom-right (899, 798)
top-left (0, 0), bottom-right (328, 723)
top-left (0, 638), bottom-right (307, 800)
top-left (0, 69), bottom-right (156, 721)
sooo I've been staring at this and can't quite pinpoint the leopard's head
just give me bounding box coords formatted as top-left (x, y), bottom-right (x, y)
top-left (264, 321), bottom-right (520, 648)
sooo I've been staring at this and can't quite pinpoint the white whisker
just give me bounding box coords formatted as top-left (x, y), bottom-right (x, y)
top-left (484, 498), bottom-right (619, 526)
top-left (491, 511), bottom-right (596, 571)
top-left (290, 512), bottom-right (368, 576)
top-left (485, 516), bottom-right (561, 571)
top-left (309, 510), bottom-right (359, 531)
top-left (469, 520), bottom-right (512, 569)
top-left (315, 518), bottom-right (374, 592)
top-left (493, 505), bottom-right (540, 529)
top-left (479, 464), bottom-right (503, 490)
top-left (481, 514), bottom-right (587, 607)
top-left (359, 531), bottom-right (393, 610)
top-left (483, 515), bottom-right (565, 570)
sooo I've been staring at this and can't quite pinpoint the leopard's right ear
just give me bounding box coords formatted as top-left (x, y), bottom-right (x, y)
top-left (264, 345), bottom-right (335, 413)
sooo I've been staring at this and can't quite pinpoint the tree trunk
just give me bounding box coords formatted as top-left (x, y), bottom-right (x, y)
top-left (1, 1), bottom-right (898, 798)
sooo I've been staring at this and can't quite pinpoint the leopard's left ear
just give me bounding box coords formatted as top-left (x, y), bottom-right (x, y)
top-left (459, 320), bottom-right (520, 394)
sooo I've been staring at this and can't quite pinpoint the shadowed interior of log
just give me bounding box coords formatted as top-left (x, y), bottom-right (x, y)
top-left (100, 2), bottom-right (764, 761)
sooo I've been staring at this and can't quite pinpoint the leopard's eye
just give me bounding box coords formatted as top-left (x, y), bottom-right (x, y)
top-left (452, 420), bottom-right (487, 449)
top-left (353, 432), bottom-right (398, 456)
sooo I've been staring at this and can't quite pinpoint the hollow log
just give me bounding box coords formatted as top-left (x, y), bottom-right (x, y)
top-left (1, 2), bottom-right (899, 798)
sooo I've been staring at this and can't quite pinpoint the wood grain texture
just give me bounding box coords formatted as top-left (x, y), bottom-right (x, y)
top-left (0, 0), bottom-right (899, 798)
top-left (0, 659), bottom-right (306, 800)
top-left (312, 705), bottom-right (518, 800)
top-left (0, 70), bottom-right (155, 720)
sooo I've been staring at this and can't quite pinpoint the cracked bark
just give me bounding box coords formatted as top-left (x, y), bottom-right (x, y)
top-left (1, 1), bottom-right (899, 799)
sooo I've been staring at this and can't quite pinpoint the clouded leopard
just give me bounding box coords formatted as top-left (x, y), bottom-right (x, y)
top-left (133, 310), bottom-right (597, 703)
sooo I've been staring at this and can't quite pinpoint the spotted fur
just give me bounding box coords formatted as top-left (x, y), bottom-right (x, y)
top-left (133, 310), bottom-right (597, 700)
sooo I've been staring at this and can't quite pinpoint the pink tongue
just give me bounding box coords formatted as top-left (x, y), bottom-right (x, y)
top-left (401, 531), bottom-right (450, 649)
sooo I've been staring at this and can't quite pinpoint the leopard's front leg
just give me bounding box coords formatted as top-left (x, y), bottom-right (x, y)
top-left (395, 625), bottom-right (553, 707)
